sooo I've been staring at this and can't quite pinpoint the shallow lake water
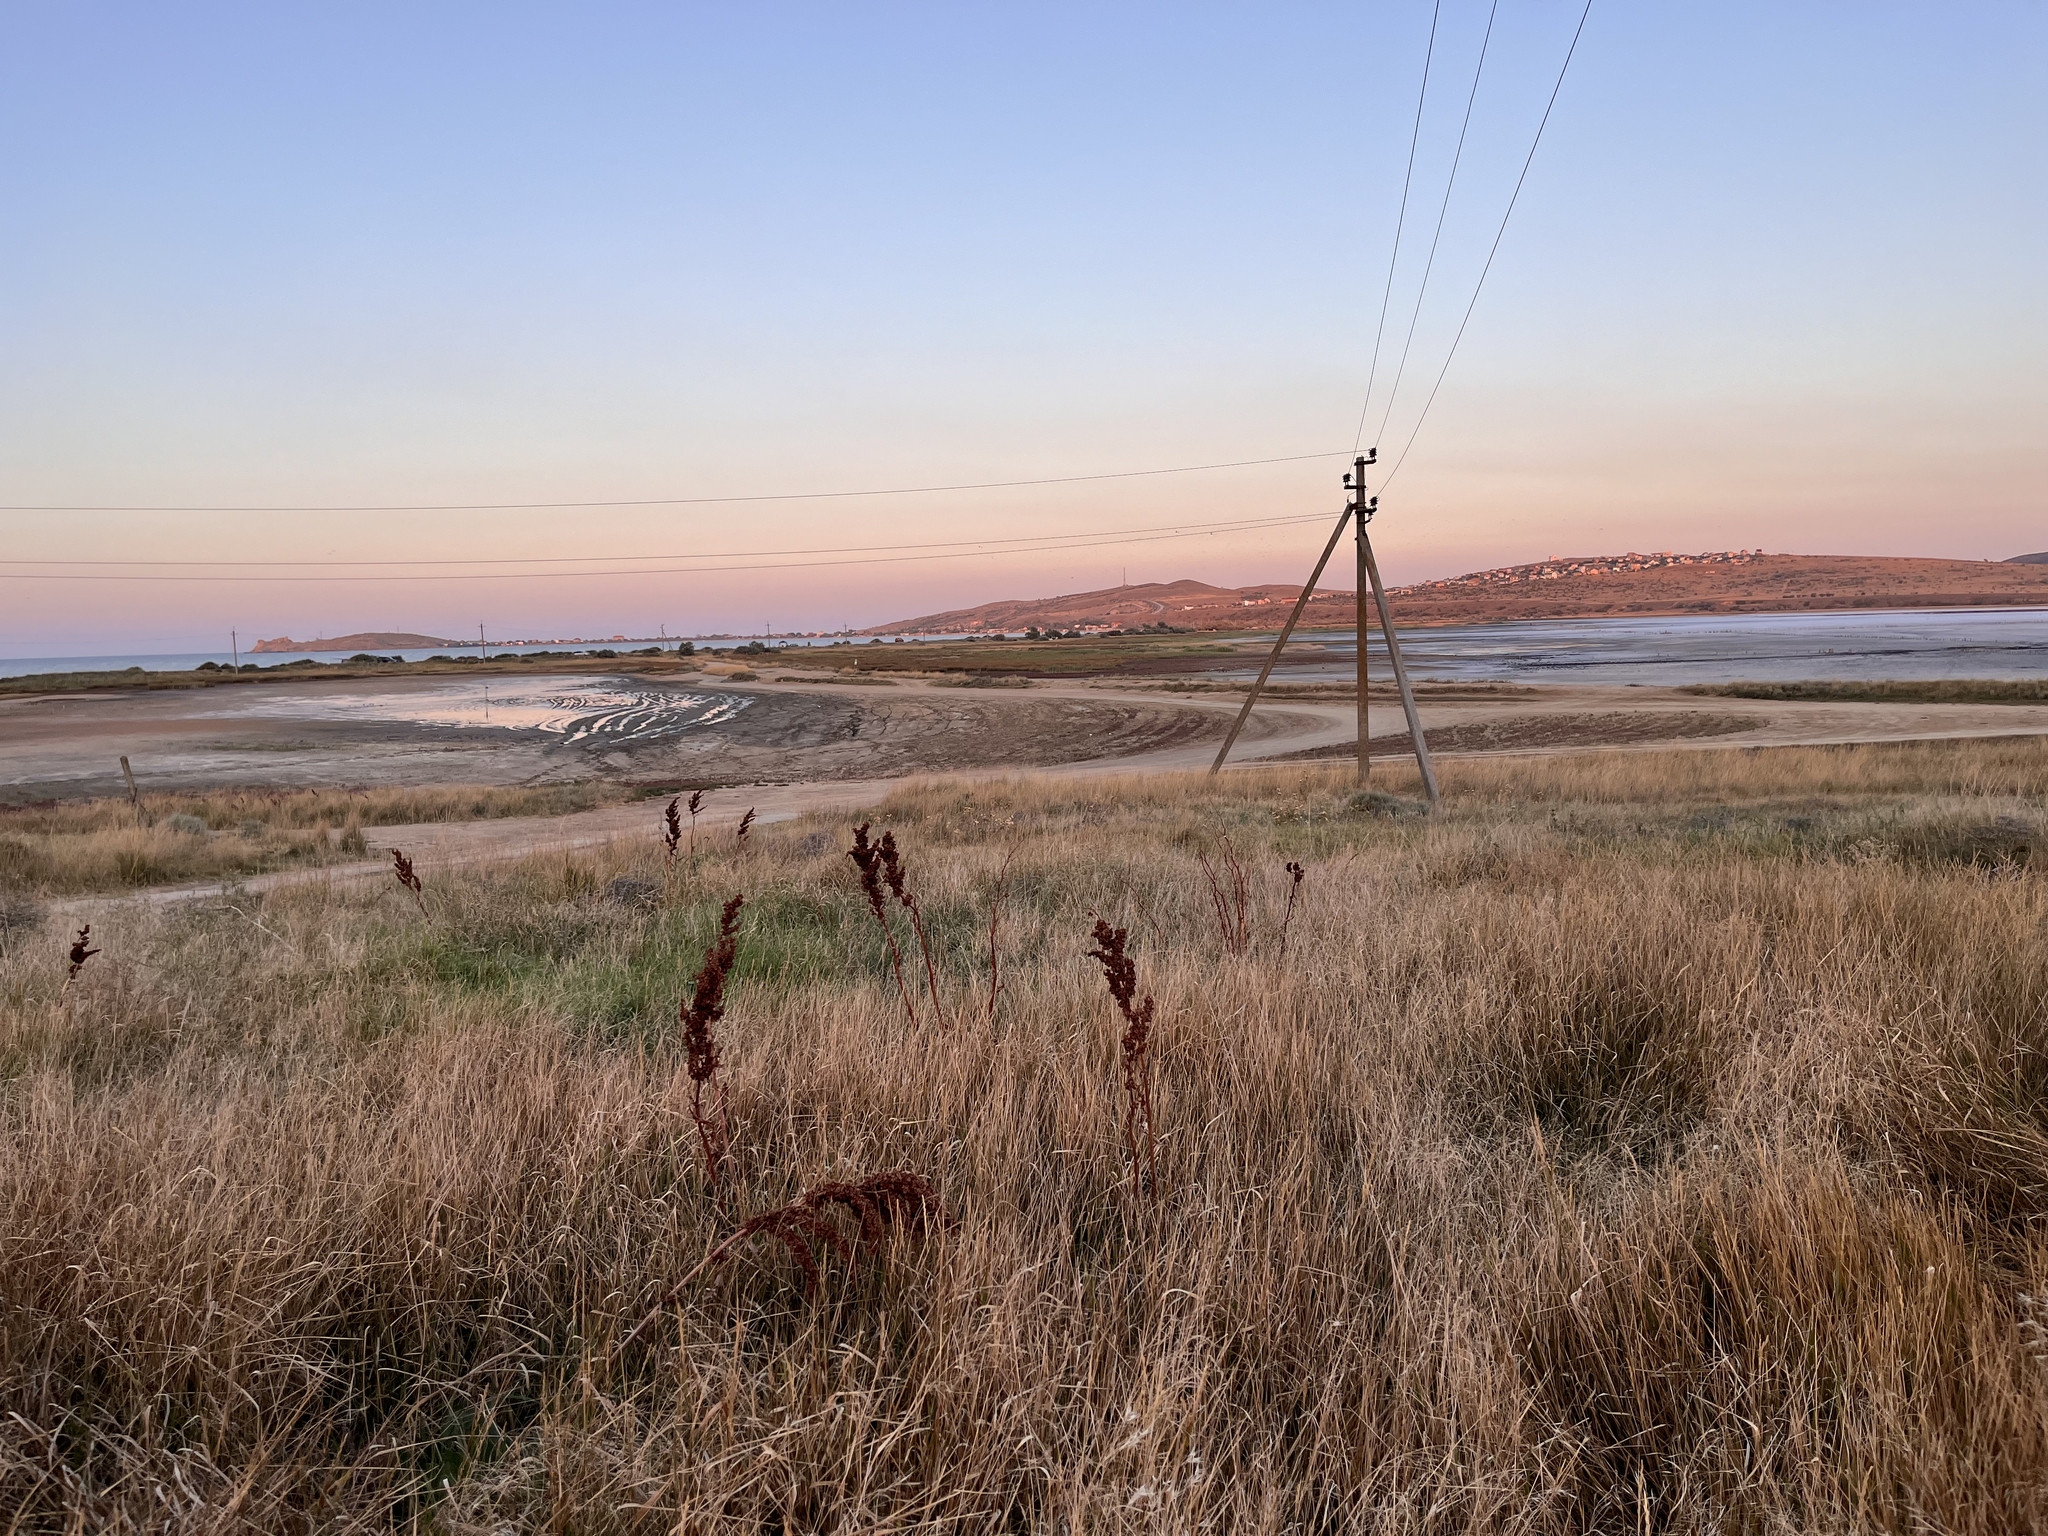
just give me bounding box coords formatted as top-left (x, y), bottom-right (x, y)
top-left (1259, 608), bottom-right (2048, 686)
top-left (194, 678), bottom-right (752, 744)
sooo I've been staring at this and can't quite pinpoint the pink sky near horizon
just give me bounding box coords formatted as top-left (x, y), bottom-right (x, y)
top-left (4, 5), bottom-right (2042, 655)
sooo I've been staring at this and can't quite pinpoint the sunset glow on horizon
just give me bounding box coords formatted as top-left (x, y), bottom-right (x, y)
top-left (3, 4), bottom-right (2042, 655)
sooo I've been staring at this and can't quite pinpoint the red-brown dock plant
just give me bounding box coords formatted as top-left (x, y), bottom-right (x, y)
top-left (1087, 917), bottom-right (1158, 1200)
top-left (622, 1170), bottom-right (945, 1343)
top-left (735, 806), bottom-right (757, 846)
top-left (1279, 859), bottom-right (1307, 960)
top-left (681, 894), bottom-right (745, 1192)
top-left (66, 924), bottom-right (100, 981)
top-left (662, 796), bottom-right (683, 867)
top-left (849, 823), bottom-right (919, 1025)
top-left (879, 829), bottom-right (947, 1028)
top-left (390, 848), bottom-right (427, 919)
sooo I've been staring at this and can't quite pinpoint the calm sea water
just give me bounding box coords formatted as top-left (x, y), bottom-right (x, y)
top-left (192, 678), bottom-right (753, 743)
top-left (8, 610), bottom-right (2048, 688)
top-left (0, 634), bottom-right (982, 681)
top-left (1239, 607), bottom-right (2048, 687)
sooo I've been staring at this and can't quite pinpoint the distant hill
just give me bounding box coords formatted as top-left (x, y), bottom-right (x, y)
top-left (2006, 552), bottom-right (2048, 565)
top-left (866, 553), bottom-right (2048, 634)
top-left (250, 631), bottom-right (453, 654)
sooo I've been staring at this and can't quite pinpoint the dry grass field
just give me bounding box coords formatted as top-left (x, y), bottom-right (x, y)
top-left (4, 740), bottom-right (2048, 1530)
top-left (0, 784), bottom-right (633, 894)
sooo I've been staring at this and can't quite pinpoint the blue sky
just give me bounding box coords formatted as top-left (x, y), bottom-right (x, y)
top-left (2, 3), bottom-right (2042, 650)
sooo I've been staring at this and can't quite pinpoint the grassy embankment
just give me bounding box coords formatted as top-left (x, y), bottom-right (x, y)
top-left (0, 632), bottom-right (1250, 700)
top-left (1687, 678), bottom-right (2048, 704)
top-left (0, 651), bottom-right (702, 699)
top-left (0, 784), bottom-right (633, 895)
top-left (4, 739), bottom-right (2048, 1529)
top-left (763, 632), bottom-right (1243, 679)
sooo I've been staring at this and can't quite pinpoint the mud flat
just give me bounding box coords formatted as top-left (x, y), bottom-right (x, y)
top-left (0, 673), bottom-right (1228, 804)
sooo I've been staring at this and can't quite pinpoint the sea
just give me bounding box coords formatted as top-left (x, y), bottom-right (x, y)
top-left (6, 609), bottom-right (2048, 688)
top-left (1240, 607), bottom-right (2048, 687)
top-left (0, 634), bottom-right (979, 681)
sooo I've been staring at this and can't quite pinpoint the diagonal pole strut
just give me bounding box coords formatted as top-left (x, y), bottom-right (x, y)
top-left (1207, 506), bottom-right (1354, 775)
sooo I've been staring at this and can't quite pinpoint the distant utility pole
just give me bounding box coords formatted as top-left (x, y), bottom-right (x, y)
top-left (1351, 462), bottom-right (1370, 782)
top-left (231, 629), bottom-right (239, 672)
top-left (479, 622), bottom-right (486, 658)
top-left (1350, 453), bottom-right (1438, 804)
top-left (1209, 453), bottom-right (1438, 807)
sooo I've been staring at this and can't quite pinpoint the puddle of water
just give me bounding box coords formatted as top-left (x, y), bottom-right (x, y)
top-left (197, 678), bottom-right (753, 744)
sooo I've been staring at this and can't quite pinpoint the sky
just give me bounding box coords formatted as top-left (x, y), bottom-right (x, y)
top-left (2, 2), bottom-right (2043, 654)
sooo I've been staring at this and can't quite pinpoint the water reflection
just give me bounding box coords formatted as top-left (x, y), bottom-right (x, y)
top-left (1249, 608), bottom-right (2048, 686)
top-left (197, 678), bottom-right (752, 743)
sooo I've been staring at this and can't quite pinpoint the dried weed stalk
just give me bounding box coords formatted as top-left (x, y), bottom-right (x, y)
top-left (986, 845), bottom-right (1017, 1025)
top-left (687, 789), bottom-right (706, 857)
top-left (1087, 918), bottom-right (1158, 1200)
top-left (662, 797), bottom-right (683, 867)
top-left (693, 1171), bottom-right (942, 1297)
top-left (390, 848), bottom-right (427, 919)
top-left (735, 806), bottom-right (756, 846)
top-left (66, 924), bottom-right (100, 981)
top-left (1197, 837), bottom-right (1252, 955)
top-left (619, 1170), bottom-right (945, 1347)
top-left (879, 829), bottom-right (947, 1028)
top-left (850, 823), bottom-right (919, 1025)
top-left (682, 895), bottom-right (745, 1190)
top-left (1279, 860), bottom-right (1307, 960)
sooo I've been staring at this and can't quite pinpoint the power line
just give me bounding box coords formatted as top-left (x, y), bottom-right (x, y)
top-left (0, 513), bottom-right (1331, 583)
top-left (0, 450), bottom-right (1343, 514)
top-left (1382, 0), bottom-right (1595, 490)
top-left (1352, 0), bottom-right (1441, 455)
top-left (0, 511), bottom-right (1329, 569)
top-left (1371, 0), bottom-right (1500, 451)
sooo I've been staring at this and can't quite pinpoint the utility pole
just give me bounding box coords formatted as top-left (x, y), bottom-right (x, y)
top-left (1354, 462), bottom-right (1440, 807)
top-left (479, 622), bottom-right (486, 659)
top-left (1347, 454), bottom-right (1373, 783)
top-left (230, 629), bottom-right (239, 673)
top-left (1210, 457), bottom-right (1440, 809)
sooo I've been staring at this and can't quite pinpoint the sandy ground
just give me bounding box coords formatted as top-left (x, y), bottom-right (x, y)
top-left (17, 670), bottom-right (2048, 907)
top-left (0, 674), bottom-right (1241, 802)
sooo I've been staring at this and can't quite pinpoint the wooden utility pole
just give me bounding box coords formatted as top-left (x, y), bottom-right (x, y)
top-left (1357, 492), bottom-right (1440, 807)
top-left (1210, 455), bottom-right (1441, 809)
top-left (1349, 454), bottom-right (1373, 783)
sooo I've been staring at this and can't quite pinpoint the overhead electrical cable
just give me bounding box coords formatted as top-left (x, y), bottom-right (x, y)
top-left (1371, 0), bottom-right (1500, 450)
top-left (0, 451), bottom-right (1341, 515)
top-left (0, 511), bottom-right (1332, 569)
top-left (1381, 0), bottom-right (1595, 490)
top-left (0, 512), bottom-right (1332, 583)
top-left (1351, 0), bottom-right (1441, 454)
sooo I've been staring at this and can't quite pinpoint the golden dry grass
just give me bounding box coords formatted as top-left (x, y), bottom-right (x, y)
top-left (0, 784), bottom-right (630, 895)
top-left (3, 742), bottom-right (2047, 1530)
